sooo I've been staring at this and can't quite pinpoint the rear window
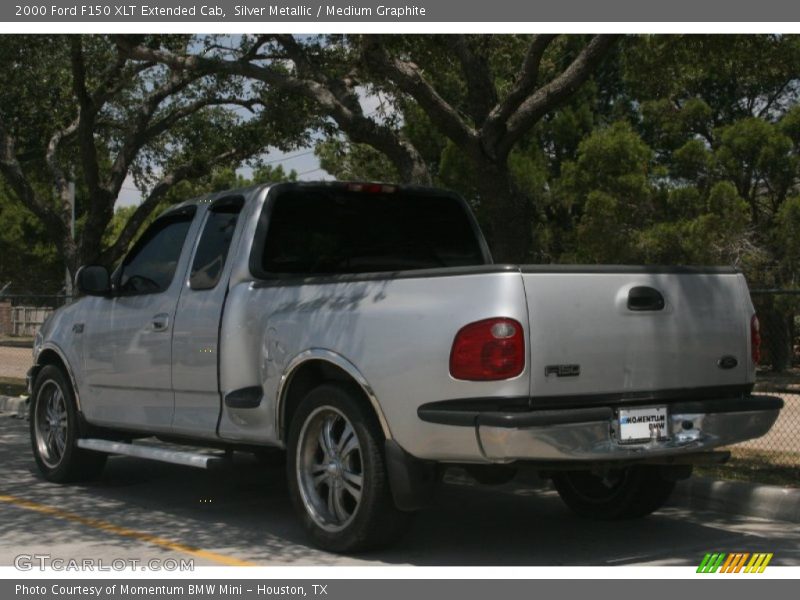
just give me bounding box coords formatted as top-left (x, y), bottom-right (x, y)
top-left (260, 190), bottom-right (485, 275)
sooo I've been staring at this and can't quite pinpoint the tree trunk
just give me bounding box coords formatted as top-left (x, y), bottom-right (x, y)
top-left (474, 162), bottom-right (535, 264)
top-left (76, 193), bottom-right (114, 268)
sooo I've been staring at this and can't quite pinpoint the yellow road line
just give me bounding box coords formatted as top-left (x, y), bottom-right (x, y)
top-left (0, 493), bottom-right (256, 567)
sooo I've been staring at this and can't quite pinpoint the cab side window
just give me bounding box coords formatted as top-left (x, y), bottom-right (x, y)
top-left (119, 213), bottom-right (194, 295)
top-left (190, 199), bottom-right (243, 290)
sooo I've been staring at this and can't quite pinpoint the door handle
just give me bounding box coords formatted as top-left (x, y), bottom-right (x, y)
top-left (627, 286), bottom-right (665, 311)
top-left (151, 313), bottom-right (170, 332)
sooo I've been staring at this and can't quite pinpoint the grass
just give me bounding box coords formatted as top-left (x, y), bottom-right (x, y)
top-left (0, 377), bottom-right (26, 397)
top-left (696, 448), bottom-right (800, 488)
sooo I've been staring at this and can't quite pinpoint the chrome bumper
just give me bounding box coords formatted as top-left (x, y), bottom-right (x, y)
top-left (418, 395), bottom-right (783, 464)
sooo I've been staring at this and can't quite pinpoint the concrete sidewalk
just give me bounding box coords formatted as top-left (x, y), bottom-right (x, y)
top-left (673, 476), bottom-right (800, 523)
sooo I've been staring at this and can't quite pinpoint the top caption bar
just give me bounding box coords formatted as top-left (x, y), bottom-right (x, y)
top-left (6, 0), bottom-right (800, 22)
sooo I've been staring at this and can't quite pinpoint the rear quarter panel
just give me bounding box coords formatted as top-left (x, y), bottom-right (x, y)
top-left (218, 270), bottom-right (530, 461)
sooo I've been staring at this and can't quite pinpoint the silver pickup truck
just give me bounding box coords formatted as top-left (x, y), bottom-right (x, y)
top-left (29, 181), bottom-right (782, 551)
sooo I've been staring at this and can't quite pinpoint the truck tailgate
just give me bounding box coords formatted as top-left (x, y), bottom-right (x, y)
top-left (521, 268), bottom-right (752, 403)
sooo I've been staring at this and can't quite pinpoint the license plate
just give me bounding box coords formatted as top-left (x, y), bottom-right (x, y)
top-left (618, 406), bottom-right (669, 443)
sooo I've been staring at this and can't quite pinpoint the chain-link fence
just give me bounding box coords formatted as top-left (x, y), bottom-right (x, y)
top-left (729, 289), bottom-right (800, 476)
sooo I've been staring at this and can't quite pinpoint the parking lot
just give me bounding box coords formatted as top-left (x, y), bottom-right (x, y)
top-left (0, 413), bottom-right (798, 567)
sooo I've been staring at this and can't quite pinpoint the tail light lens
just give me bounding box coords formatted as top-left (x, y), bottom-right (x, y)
top-left (449, 318), bottom-right (525, 380)
top-left (346, 182), bottom-right (397, 194)
top-left (751, 314), bottom-right (761, 364)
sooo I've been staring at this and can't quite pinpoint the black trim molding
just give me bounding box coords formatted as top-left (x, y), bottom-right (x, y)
top-left (418, 387), bottom-right (781, 428)
top-left (224, 386), bottom-right (262, 409)
top-left (520, 264), bottom-right (739, 274)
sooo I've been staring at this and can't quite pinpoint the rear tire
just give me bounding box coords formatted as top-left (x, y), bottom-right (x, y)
top-left (30, 364), bottom-right (106, 483)
top-left (286, 383), bottom-right (410, 552)
top-left (552, 465), bottom-right (676, 520)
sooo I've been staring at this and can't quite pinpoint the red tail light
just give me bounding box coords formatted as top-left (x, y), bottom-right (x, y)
top-left (449, 318), bottom-right (525, 381)
top-left (751, 314), bottom-right (761, 364)
top-left (346, 182), bottom-right (397, 194)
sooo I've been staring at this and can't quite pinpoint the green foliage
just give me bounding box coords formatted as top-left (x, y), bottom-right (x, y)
top-left (0, 34), bottom-right (314, 285)
top-left (0, 188), bottom-right (64, 294)
top-left (316, 139), bottom-right (399, 182)
top-left (321, 34), bottom-right (800, 292)
top-left (5, 34), bottom-right (800, 303)
top-left (775, 195), bottom-right (800, 286)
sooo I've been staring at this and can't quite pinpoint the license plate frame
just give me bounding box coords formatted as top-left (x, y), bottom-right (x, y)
top-left (617, 406), bottom-right (669, 444)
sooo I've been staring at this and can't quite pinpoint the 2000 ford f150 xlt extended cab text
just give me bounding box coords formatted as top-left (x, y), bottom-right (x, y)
top-left (29, 181), bottom-right (783, 551)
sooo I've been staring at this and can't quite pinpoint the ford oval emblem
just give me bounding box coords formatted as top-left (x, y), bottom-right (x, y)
top-left (718, 355), bottom-right (738, 370)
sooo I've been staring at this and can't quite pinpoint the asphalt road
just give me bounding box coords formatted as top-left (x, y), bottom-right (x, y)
top-left (0, 413), bottom-right (798, 568)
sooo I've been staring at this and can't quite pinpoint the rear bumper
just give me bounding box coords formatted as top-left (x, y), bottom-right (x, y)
top-left (417, 395), bottom-right (783, 463)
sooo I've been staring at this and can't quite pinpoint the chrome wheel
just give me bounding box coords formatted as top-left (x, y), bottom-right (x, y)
top-left (34, 380), bottom-right (68, 469)
top-left (296, 406), bottom-right (364, 532)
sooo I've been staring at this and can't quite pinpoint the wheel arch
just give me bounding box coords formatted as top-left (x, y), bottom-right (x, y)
top-left (32, 344), bottom-right (82, 412)
top-left (276, 349), bottom-right (392, 443)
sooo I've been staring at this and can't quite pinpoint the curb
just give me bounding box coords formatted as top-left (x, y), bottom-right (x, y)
top-left (516, 467), bottom-right (800, 523)
top-left (0, 340), bottom-right (34, 349)
top-left (0, 395), bottom-right (29, 419)
top-left (672, 476), bottom-right (800, 523)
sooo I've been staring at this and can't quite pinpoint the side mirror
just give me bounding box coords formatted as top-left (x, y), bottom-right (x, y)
top-left (75, 265), bottom-right (111, 296)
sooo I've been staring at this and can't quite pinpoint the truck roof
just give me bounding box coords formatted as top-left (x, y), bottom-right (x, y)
top-left (157, 180), bottom-right (460, 219)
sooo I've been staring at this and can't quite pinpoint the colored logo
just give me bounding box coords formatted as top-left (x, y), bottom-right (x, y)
top-left (697, 552), bottom-right (773, 573)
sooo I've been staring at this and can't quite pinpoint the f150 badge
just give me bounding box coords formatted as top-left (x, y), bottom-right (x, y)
top-left (545, 364), bottom-right (581, 377)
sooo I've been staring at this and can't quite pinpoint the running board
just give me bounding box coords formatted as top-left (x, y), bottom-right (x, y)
top-left (77, 438), bottom-right (226, 470)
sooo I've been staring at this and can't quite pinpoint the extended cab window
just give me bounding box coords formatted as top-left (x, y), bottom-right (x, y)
top-left (119, 213), bottom-right (193, 295)
top-left (261, 190), bottom-right (485, 275)
top-left (190, 200), bottom-right (243, 290)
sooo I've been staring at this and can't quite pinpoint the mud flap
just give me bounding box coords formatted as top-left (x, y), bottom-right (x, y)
top-left (385, 440), bottom-right (438, 511)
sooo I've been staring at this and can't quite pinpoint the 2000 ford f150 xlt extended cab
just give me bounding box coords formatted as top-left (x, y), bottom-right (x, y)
top-left (29, 181), bottom-right (782, 551)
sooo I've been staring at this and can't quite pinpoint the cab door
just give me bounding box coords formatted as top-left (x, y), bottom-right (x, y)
top-left (171, 196), bottom-right (245, 438)
top-left (81, 206), bottom-right (199, 432)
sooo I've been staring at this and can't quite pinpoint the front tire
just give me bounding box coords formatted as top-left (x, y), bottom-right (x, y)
top-left (286, 383), bottom-right (410, 552)
top-left (30, 365), bottom-right (106, 483)
top-left (552, 466), bottom-right (676, 520)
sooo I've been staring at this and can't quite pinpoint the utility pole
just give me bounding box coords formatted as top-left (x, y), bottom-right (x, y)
top-left (64, 181), bottom-right (75, 300)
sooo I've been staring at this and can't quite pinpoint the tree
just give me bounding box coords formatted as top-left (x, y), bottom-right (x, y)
top-left (0, 185), bottom-right (64, 294)
top-left (0, 35), bottom-right (310, 278)
top-left (115, 34), bottom-right (619, 262)
top-left (623, 35), bottom-right (800, 370)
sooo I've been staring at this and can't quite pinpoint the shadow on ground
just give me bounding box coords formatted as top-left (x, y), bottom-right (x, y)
top-left (1, 415), bottom-right (797, 567)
